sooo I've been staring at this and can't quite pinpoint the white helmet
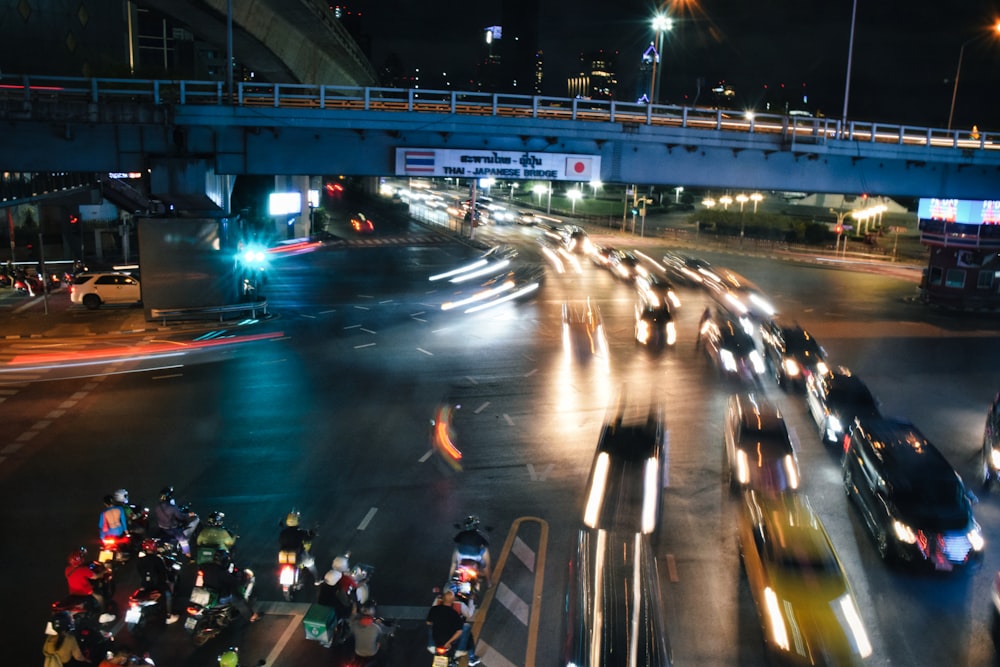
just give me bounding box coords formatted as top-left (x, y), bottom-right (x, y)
top-left (324, 570), bottom-right (343, 587)
top-left (113, 489), bottom-right (129, 504)
top-left (332, 555), bottom-right (350, 572)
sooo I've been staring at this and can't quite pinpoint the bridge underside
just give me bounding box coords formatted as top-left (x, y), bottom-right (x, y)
top-left (2, 108), bottom-right (998, 209)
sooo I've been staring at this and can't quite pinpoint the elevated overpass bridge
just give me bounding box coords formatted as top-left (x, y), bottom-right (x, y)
top-left (1, 75), bottom-right (998, 214)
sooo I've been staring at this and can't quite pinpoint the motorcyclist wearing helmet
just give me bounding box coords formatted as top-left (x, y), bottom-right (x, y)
top-left (99, 494), bottom-right (128, 541)
top-left (113, 488), bottom-right (147, 539)
top-left (317, 554), bottom-right (358, 620)
top-left (42, 611), bottom-right (86, 666)
top-left (197, 511), bottom-right (237, 563)
top-left (278, 510), bottom-right (317, 579)
top-left (200, 548), bottom-right (260, 623)
top-left (64, 547), bottom-right (115, 622)
top-left (218, 646), bottom-right (240, 667)
top-left (426, 589), bottom-right (479, 665)
top-left (152, 486), bottom-right (198, 557)
top-left (136, 538), bottom-right (180, 624)
top-left (451, 515), bottom-right (491, 585)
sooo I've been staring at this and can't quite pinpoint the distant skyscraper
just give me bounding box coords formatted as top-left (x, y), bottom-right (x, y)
top-left (567, 50), bottom-right (618, 100)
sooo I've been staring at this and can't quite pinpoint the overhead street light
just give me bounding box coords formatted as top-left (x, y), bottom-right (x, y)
top-left (568, 188), bottom-right (583, 214)
top-left (948, 21), bottom-right (1000, 130)
top-left (719, 195), bottom-right (733, 210)
top-left (650, 14), bottom-right (673, 104)
top-left (750, 192), bottom-right (763, 213)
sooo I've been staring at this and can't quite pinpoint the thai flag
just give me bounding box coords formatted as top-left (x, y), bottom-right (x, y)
top-left (404, 151), bottom-right (436, 173)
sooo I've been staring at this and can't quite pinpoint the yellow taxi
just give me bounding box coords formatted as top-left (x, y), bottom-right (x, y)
top-left (738, 490), bottom-right (872, 665)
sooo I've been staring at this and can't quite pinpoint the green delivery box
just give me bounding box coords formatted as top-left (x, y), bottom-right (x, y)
top-left (303, 604), bottom-right (336, 643)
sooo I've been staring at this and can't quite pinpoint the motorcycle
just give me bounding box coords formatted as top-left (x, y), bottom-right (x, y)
top-left (45, 612), bottom-right (117, 664)
top-left (13, 271), bottom-right (47, 296)
top-left (184, 566), bottom-right (256, 646)
top-left (278, 541), bottom-right (316, 602)
top-left (98, 533), bottom-right (134, 571)
top-left (307, 554), bottom-right (374, 648)
top-left (53, 558), bottom-right (117, 625)
top-left (125, 546), bottom-right (183, 632)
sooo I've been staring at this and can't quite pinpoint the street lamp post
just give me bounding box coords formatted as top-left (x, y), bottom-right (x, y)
top-left (750, 192), bottom-right (763, 214)
top-left (948, 22), bottom-right (1000, 130)
top-left (568, 188), bottom-right (582, 214)
top-left (842, 0), bottom-right (858, 124)
top-left (736, 194), bottom-right (749, 241)
top-left (650, 14), bottom-right (673, 105)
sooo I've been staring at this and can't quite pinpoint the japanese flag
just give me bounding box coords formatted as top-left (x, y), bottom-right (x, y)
top-left (566, 157), bottom-right (593, 180)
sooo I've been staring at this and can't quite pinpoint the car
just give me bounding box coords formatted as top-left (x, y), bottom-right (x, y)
top-left (564, 226), bottom-right (592, 255)
top-left (350, 212), bottom-right (374, 234)
top-left (608, 250), bottom-right (647, 283)
top-left (981, 392), bottom-right (1000, 490)
top-left (634, 290), bottom-right (676, 348)
top-left (843, 416), bottom-right (985, 569)
top-left (515, 211), bottom-right (538, 226)
top-left (699, 310), bottom-right (765, 382)
top-left (635, 272), bottom-right (681, 310)
top-left (583, 397), bottom-right (665, 536)
top-left (661, 251), bottom-right (720, 286)
top-left (805, 366), bottom-right (881, 446)
top-left (738, 489), bottom-right (873, 666)
top-left (760, 320), bottom-right (828, 391)
top-left (562, 300), bottom-right (609, 366)
top-left (709, 268), bottom-right (777, 321)
top-left (590, 244), bottom-right (616, 269)
top-left (724, 393), bottom-right (799, 493)
top-left (69, 272), bottom-right (142, 309)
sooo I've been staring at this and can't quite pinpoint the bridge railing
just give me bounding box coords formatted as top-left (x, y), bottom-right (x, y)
top-left (0, 75), bottom-right (992, 152)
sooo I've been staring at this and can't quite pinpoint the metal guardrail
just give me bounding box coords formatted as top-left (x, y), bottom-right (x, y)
top-left (150, 299), bottom-right (268, 324)
top-left (0, 75), bottom-right (992, 153)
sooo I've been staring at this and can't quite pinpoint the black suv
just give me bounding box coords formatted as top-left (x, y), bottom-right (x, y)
top-left (843, 416), bottom-right (984, 570)
top-left (759, 320), bottom-right (828, 391)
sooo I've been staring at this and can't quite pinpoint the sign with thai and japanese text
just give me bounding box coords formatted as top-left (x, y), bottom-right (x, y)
top-left (395, 149), bottom-right (600, 182)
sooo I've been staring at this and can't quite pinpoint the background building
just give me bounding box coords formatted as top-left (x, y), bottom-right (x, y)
top-left (567, 50), bottom-right (618, 100)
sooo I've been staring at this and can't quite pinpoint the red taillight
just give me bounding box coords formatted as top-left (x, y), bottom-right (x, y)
top-left (842, 434), bottom-right (851, 454)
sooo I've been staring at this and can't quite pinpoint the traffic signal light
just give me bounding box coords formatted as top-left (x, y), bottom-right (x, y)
top-left (630, 207), bottom-right (639, 216)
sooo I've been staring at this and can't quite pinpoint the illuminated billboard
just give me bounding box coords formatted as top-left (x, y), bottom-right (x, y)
top-left (395, 148), bottom-right (600, 182)
top-left (918, 198), bottom-right (1000, 225)
top-left (269, 192), bottom-right (302, 216)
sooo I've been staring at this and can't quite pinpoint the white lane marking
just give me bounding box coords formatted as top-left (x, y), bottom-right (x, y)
top-left (46, 410), bottom-right (65, 419)
top-left (0, 388), bottom-right (19, 395)
top-left (32, 420), bottom-right (52, 431)
top-left (494, 582), bottom-right (530, 625)
top-left (503, 414), bottom-right (514, 426)
top-left (511, 536), bottom-right (536, 572)
top-left (354, 305), bottom-right (370, 310)
top-left (300, 313), bottom-right (317, 319)
top-left (354, 343), bottom-right (376, 349)
top-left (255, 601), bottom-right (306, 667)
top-left (360, 328), bottom-right (377, 334)
top-left (60, 399), bottom-right (77, 409)
top-left (357, 507), bottom-right (378, 530)
top-left (474, 641), bottom-right (517, 667)
top-left (15, 431), bottom-right (36, 442)
top-left (71, 391), bottom-right (88, 400)
top-left (524, 368), bottom-right (538, 377)
top-left (412, 316), bottom-right (427, 322)
top-left (410, 311), bottom-right (426, 317)
top-left (474, 402), bottom-right (490, 414)
top-left (152, 373), bottom-right (184, 380)
top-left (379, 299), bottom-right (393, 304)
top-left (416, 347), bottom-right (433, 356)
top-left (344, 324), bottom-right (362, 329)
top-left (2, 442), bottom-right (24, 454)
top-left (465, 376), bottom-right (478, 385)
top-left (526, 463), bottom-right (553, 482)
top-left (319, 309), bottom-right (337, 314)
top-left (419, 450), bottom-right (433, 463)
top-left (357, 294), bottom-right (373, 299)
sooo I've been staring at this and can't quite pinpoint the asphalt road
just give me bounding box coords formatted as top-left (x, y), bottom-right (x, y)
top-left (4, 202), bottom-right (1000, 666)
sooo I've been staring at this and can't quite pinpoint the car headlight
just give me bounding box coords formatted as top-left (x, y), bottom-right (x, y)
top-left (750, 350), bottom-right (766, 375)
top-left (782, 357), bottom-right (801, 377)
top-left (969, 523), bottom-right (985, 551)
top-left (720, 349), bottom-right (737, 372)
top-left (827, 415), bottom-right (843, 435)
top-left (892, 520), bottom-right (917, 544)
top-left (990, 448), bottom-right (1000, 470)
top-left (763, 587), bottom-right (790, 651)
top-left (815, 360), bottom-right (829, 376)
top-left (736, 449), bottom-right (749, 484)
top-left (667, 291), bottom-right (681, 309)
top-left (637, 320), bottom-right (650, 344)
top-left (666, 322), bottom-right (677, 346)
top-left (783, 454), bottom-right (799, 490)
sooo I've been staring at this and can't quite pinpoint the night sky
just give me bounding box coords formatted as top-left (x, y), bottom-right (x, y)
top-left (354, 0), bottom-right (1000, 130)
